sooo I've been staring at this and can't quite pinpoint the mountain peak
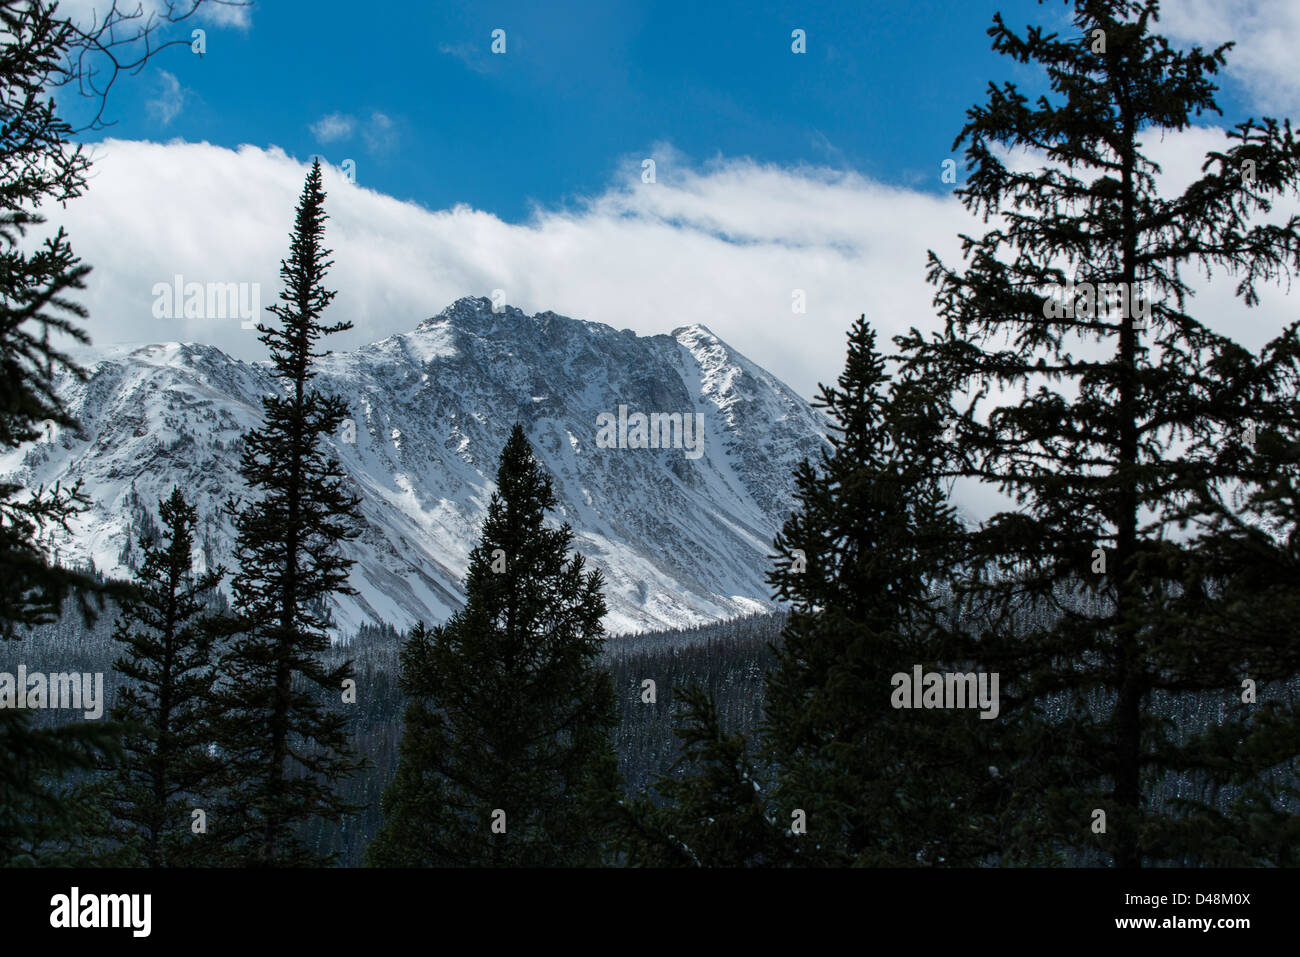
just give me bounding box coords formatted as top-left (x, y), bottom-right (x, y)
top-left (419, 295), bottom-right (530, 329)
top-left (21, 299), bottom-right (830, 635)
top-left (671, 323), bottom-right (721, 343)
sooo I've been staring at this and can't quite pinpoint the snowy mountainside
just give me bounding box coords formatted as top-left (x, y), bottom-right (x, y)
top-left (2, 297), bottom-right (830, 634)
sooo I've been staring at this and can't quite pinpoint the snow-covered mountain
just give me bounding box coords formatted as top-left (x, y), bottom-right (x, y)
top-left (2, 297), bottom-right (830, 634)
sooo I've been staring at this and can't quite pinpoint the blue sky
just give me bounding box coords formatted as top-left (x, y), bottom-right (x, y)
top-left (68, 0), bottom-right (1258, 222)
top-left (46, 0), bottom-right (1297, 413)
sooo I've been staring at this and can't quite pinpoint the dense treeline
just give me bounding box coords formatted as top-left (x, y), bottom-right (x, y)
top-left (349, 612), bottom-right (782, 863)
top-left (9, 590), bottom-right (1296, 866)
top-left (1, 598), bottom-right (784, 866)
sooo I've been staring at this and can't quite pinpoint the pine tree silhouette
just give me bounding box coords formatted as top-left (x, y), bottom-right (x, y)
top-left (615, 684), bottom-right (786, 867)
top-left (898, 0), bottom-right (1300, 866)
top-left (110, 487), bottom-right (225, 867)
top-left (216, 161), bottom-right (365, 866)
top-left (0, 0), bottom-right (121, 864)
top-left (369, 424), bottom-right (620, 867)
top-left (763, 317), bottom-right (989, 866)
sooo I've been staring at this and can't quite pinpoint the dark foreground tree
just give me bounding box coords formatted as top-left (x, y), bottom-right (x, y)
top-left (109, 488), bottom-right (224, 867)
top-left (616, 685), bottom-right (787, 867)
top-left (763, 317), bottom-right (992, 866)
top-left (0, 0), bottom-right (118, 864)
top-left (1152, 347), bottom-right (1300, 865)
top-left (369, 425), bottom-right (620, 867)
top-left (899, 0), bottom-right (1300, 865)
top-left (1, 0), bottom-right (244, 863)
top-left (216, 161), bottom-right (364, 866)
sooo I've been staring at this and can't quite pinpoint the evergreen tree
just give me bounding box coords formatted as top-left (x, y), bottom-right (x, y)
top-left (109, 487), bottom-right (224, 867)
top-left (616, 685), bottom-right (786, 867)
top-left (0, 0), bottom-right (96, 636)
top-left (1148, 335), bottom-right (1300, 865)
top-left (898, 0), bottom-right (1300, 865)
top-left (0, 0), bottom-right (119, 864)
top-left (216, 161), bottom-right (365, 866)
top-left (369, 424), bottom-right (620, 867)
top-left (763, 317), bottom-right (991, 866)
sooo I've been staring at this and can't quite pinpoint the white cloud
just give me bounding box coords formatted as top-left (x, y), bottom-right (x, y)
top-left (39, 134), bottom-right (1298, 421)
top-left (310, 112), bottom-right (356, 143)
top-left (309, 112), bottom-right (396, 152)
top-left (438, 41), bottom-right (493, 74)
top-left (39, 139), bottom-right (971, 403)
top-left (54, 0), bottom-right (251, 31)
top-left (198, 0), bottom-right (253, 30)
top-left (146, 71), bottom-right (185, 125)
top-left (1157, 0), bottom-right (1300, 115)
top-left (362, 112), bottom-right (397, 155)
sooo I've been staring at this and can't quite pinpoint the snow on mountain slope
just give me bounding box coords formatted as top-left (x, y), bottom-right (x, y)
top-left (3, 297), bottom-right (830, 634)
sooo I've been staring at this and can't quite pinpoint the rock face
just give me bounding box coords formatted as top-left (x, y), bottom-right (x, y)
top-left (3, 297), bottom-right (830, 634)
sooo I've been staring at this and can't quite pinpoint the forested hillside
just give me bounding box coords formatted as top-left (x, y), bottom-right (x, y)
top-left (1, 597), bottom-right (783, 866)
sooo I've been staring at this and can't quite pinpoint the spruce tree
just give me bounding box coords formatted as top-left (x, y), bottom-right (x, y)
top-left (0, 0), bottom-right (96, 636)
top-left (763, 317), bottom-right (991, 866)
top-left (1, 0), bottom-right (241, 864)
top-left (897, 0), bottom-right (1300, 865)
top-left (1148, 335), bottom-right (1300, 864)
top-left (216, 161), bottom-right (364, 866)
top-left (109, 487), bottom-right (224, 867)
top-left (616, 685), bottom-right (786, 867)
top-left (369, 424), bottom-right (620, 867)
top-left (0, 0), bottom-right (119, 864)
